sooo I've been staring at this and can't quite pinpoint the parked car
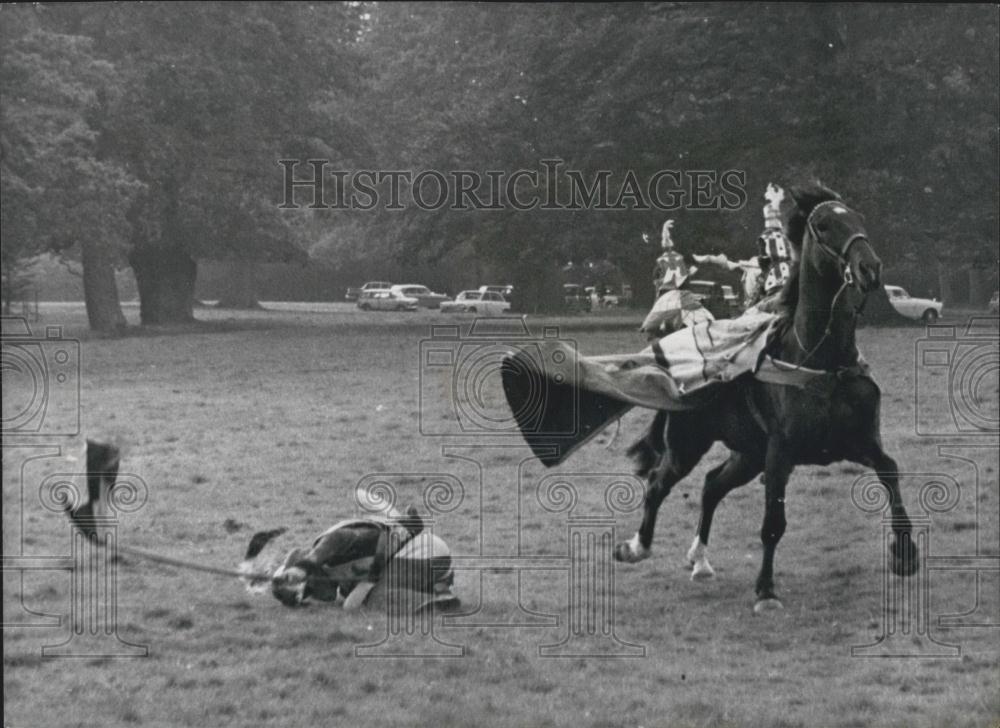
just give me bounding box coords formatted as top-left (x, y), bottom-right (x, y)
top-left (389, 284), bottom-right (450, 309)
top-left (563, 283), bottom-right (592, 313)
top-left (721, 284), bottom-right (744, 317)
top-left (884, 285), bottom-right (943, 322)
top-left (620, 284), bottom-right (633, 306)
top-left (586, 286), bottom-right (622, 308)
top-left (685, 279), bottom-right (734, 319)
top-left (989, 290), bottom-right (999, 314)
top-left (478, 285), bottom-right (513, 300)
top-left (346, 281), bottom-right (392, 302)
top-left (356, 289), bottom-right (418, 311)
top-left (721, 284), bottom-right (739, 310)
top-left (440, 290), bottom-right (512, 316)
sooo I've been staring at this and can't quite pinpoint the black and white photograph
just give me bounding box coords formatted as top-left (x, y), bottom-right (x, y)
top-left (2, 3), bottom-right (998, 726)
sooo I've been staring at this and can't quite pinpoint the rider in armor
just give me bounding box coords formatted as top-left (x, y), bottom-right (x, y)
top-left (64, 441), bottom-right (460, 615)
top-left (753, 183), bottom-right (795, 311)
top-left (652, 220), bottom-right (690, 294)
top-left (640, 220), bottom-right (712, 339)
top-left (244, 506), bottom-right (460, 613)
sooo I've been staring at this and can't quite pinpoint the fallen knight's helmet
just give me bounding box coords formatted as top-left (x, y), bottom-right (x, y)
top-left (262, 507), bottom-right (458, 612)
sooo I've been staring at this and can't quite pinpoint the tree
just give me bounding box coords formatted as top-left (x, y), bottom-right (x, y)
top-left (6, 4), bottom-right (994, 320)
top-left (352, 4), bottom-right (998, 310)
top-left (1, 10), bottom-right (141, 331)
top-left (41, 4), bottom-right (369, 324)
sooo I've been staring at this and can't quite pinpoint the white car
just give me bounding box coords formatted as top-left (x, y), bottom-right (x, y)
top-left (884, 285), bottom-right (943, 322)
top-left (478, 285), bottom-right (513, 299)
top-left (440, 290), bottom-right (512, 316)
top-left (356, 289), bottom-right (418, 311)
top-left (346, 280), bottom-right (392, 301)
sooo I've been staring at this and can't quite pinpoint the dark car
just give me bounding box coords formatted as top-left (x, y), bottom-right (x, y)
top-left (686, 279), bottom-right (734, 319)
top-left (563, 283), bottom-right (592, 313)
top-left (389, 284), bottom-right (450, 309)
top-left (721, 285), bottom-right (741, 315)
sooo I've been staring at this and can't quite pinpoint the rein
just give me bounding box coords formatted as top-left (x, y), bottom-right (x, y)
top-left (789, 201), bottom-right (871, 369)
top-left (111, 541), bottom-right (274, 581)
top-left (791, 277), bottom-right (853, 367)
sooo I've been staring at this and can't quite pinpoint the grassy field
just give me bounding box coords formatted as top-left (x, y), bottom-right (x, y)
top-left (3, 303), bottom-right (998, 728)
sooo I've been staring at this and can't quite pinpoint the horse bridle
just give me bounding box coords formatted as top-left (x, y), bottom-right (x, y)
top-left (792, 200), bottom-right (872, 366)
top-left (805, 200), bottom-right (870, 288)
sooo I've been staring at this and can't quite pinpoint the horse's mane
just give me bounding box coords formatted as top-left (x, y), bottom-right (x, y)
top-left (771, 181), bottom-right (843, 321)
top-left (785, 182), bottom-right (843, 247)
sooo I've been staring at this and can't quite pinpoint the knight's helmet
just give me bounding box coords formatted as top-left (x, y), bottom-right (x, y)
top-left (762, 183), bottom-right (785, 232)
top-left (660, 219), bottom-right (675, 250)
top-left (269, 547), bottom-right (314, 606)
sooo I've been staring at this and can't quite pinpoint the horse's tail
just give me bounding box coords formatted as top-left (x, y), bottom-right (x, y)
top-left (626, 410), bottom-right (668, 479)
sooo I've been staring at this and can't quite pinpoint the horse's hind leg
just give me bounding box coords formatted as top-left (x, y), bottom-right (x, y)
top-left (855, 447), bottom-right (919, 577)
top-left (626, 410), bottom-right (668, 481)
top-left (615, 415), bottom-right (712, 563)
top-left (687, 451), bottom-right (763, 580)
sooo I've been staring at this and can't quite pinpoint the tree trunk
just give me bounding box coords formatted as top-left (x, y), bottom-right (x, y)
top-left (615, 249), bottom-right (657, 310)
top-left (216, 256), bottom-right (261, 309)
top-left (81, 239), bottom-right (127, 333)
top-left (968, 266), bottom-right (988, 308)
top-left (937, 261), bottom-right (954, 307)
top-left (129, 246), bottom-right (197, 325)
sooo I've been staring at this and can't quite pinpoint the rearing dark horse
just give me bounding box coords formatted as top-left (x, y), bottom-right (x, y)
top-left (614, 183), bottom-right (919, 611)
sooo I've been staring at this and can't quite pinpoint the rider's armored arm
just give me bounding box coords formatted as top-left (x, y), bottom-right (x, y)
top-left (693, 253), bottom-right (741, 271)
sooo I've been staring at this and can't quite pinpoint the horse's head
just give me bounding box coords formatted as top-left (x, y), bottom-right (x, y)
top-left (788, 184), bottom-right (882, 295)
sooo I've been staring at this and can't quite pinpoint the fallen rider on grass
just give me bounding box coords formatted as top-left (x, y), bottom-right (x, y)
top-left (241, 507), bottom-right (460, 613)
top-left (64, 440), bottom-right (460, 615)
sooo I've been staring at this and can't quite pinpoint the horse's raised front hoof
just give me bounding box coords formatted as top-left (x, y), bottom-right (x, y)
top-left (753, 598), bottom-right (784, 614)
top-left (890, 534), bottom-right (920, 577)
top-left (614, 538), bottom-right (650, 564)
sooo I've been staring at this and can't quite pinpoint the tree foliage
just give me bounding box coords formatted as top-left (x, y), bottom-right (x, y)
top-left (2, 3), bottom-right (369, 326)
top-left (1, 9), bottom-right (141, 327)
top-left (353, 3), bottom-right (998, 305)
top-left (2, 3), bottom-right (997, 325)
